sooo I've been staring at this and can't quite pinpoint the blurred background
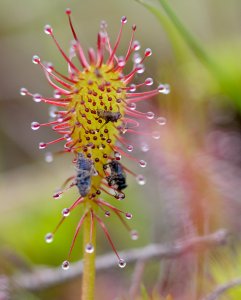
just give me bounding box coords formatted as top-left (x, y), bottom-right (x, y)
top-left (1, 0), bottom-right (241, 299)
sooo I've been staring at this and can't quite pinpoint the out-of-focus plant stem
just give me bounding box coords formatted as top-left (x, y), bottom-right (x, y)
top-left (135, 0), bottom-right (241, 111)
top-left (81, 214), bottom-right (96, 300)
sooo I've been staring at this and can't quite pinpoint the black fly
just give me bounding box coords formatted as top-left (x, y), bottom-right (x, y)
top-left (103, 160), bottom-right (127, 191)
top-left (76, 153), bottom-right (95, 196)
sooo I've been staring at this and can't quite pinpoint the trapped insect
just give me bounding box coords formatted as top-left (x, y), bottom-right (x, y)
top-left (97, 109), bottom-right (122, 124)
top-left (76, 153), bottom-right (96, 197)
top-left (103, 160), bottom-right (127, 191)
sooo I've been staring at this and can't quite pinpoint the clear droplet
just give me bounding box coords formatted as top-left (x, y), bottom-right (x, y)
top-left (125, 213), bottom-right (132, 220)
top-left (145, 78), bottom-right (153, 86)
top-left (85, 243), bottom-right (94, 253)
top-left (152, 131), bottom-right (160, 140)
top-left (46, 62), bottom-right (54, 72)
top-left (44, 24), bottom-right (53, 35)
top-left (45, 233), bottom-right (53, 243)
top-left (31, 121), bottom-right (40, 130)
top-left (53, 192), bottom-right (62, 199)
top-left (45, 152), bottom-right (53, 163)
top-left (117, 56), bottom-right (125, 67)
top-left (32, 55), bottom-right (40, 64)
top-left (136, 64), bottom-right (145, 74)
top-left (53, 89), bottom-right (61, 99)
top-left (62, 208), bottom-right (70, 217)
top-left (146, 111), bottom-right (155, 119)
top-left (128, 103), bottom-right (136, 110)
top-left (62, 260), bottom-right (70, 270)
top-left (114, 152), bottom-right (121, 160)
top-left (139, 160), bottom-right (147, 168)
top-left (140, 143), bottom-right (150, 152)
top-left (158, 83), bottom-right (170, 94)
top-left (130, 230), bottom-right (139, 240)
top-left (129, 84), bottom-right (136, 92)
top-left (133, 40), bottom-right (141, 51)
top-left (121, 16), bottom-right (127, 24)
top-left (100, 20), bottom-right (107, 30)
top-left (116, 192), bottom-right (125, 200)
top-left (145, 48), bottom-right (152, 57)
top-left (118, 259), bottom-right (126, 268)
top-left (49, 106), bottom-right (58, 118)
top-left (20, 87), bottom-right (28, 96)
top-left (105, 211), bottom-right (111, 217)
top-left (136, 174), bottom-right (146, 185)
top-left (127, 145), bottom-right (133, 152)
top-left (33, 93), bottom-right (42, 102)
top-left (156, 117), bottom-right (167, 126)
top-left (39, 142), bottom-right (47, 150)
top-left (133, 52), bottom-right (142, 64)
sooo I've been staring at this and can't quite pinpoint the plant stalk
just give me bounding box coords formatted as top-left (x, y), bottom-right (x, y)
top-left (81, 212), bottom-right (96, 300)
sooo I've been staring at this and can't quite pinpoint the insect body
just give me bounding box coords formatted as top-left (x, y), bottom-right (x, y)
top-left (103, 160), bottom-right (127, 191)
top-left (76, 153), bottom-right (95, 196)
top-left (97, 109), bottom-right (122, 124)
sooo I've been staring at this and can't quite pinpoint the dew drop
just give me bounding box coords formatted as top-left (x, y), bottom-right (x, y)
top-left (33, 93), bottom-right (42, 103)
top-left (125, 213), bottom-right (132, 220)
top-left (45, 152), bottom-right (53, 163)
top-left (53, 192), bottom-right (62, 199)
top-left (85, 243), bottom-right (94, 253)
top-left (39, 142), bottom-right (47, 150)
top-left (62, 260), bottom-right (70, 270)
top-left (118, 259), bottom-right (126, 268)
top-left (32, 55), bottom-right (40, 64)
top-left (127, 145), bottom-right (133, 152)
top-left (136, 64), bottom-right (145, 74)
top-left (139, 160), bottom-right (147, 168)
top-left (140, 143), bottom-right (150, 152)
top-left (121, 16), bottom-right (127, 24)
top-left (44, 24), bottom-right (53, 35)
top-left (105, 211), bottom-right (111, 217)
top-left (100, 20), bottom-right (107, 30)
top-left (156, 117), bottom-right (167, 126)
top-left (118, 56), bottom-right (126, 67)
top-left (45, 233), bottom-right (53, 243)
top-left (129, 84), bottom-right (136, 92)
top-left (158, 83), bottom-right (170, 94)
top-left (53, 90), bottom-right (61, 99)
top-left (145, 48), bottom-right (152, 57)
top-left (146, 111), bottom-right (155, 119)
top-left (130, 230), bottom-right (139, 240)
top-left (136, 174), bottom-right (146, 185)
top-left (62, 208), bottom-right (70, 217)
top-left (49, 106), bottom-right (58, 118)
top-left (145, 78), bottom-right (153, 86)
top-left (114, 152), bottom-right (121, 160)
top-left (20, 87), bottom-right (28, 96)
top-left (116, 192), bottom-right (125, 200)
top-left (65, 8), bottom-right (71, 15)
top-left (152, 131), bottom-right (160, 140)
top-left (128, 103), bottom-right (136, 110)
top-left (46, 62), bottom-right (54, 73)
top-left (133, 40), bottom-right (141, 51)
top-left (31, 121), bottom-right (40, 130)
top-left (133, 52), bottom-right (142, 64)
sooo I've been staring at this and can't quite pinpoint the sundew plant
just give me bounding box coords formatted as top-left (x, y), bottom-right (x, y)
top-left (21, 8), bottom-right (169, 299)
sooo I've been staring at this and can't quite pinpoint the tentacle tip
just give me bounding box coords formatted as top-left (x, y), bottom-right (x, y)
top-left (121, 16), bottom-right (127, 24)
top-left (44, 24), bottom-right (53, 35)
top-left (32, 55), bottom-right (41, 64)
top-left (65, 8), bottom-right (71, 15)
top-left (20, 87), bottom-right (28, 96)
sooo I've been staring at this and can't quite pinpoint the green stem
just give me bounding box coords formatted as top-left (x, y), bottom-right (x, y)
top-left (81, 212), bottom-right (96, 300)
